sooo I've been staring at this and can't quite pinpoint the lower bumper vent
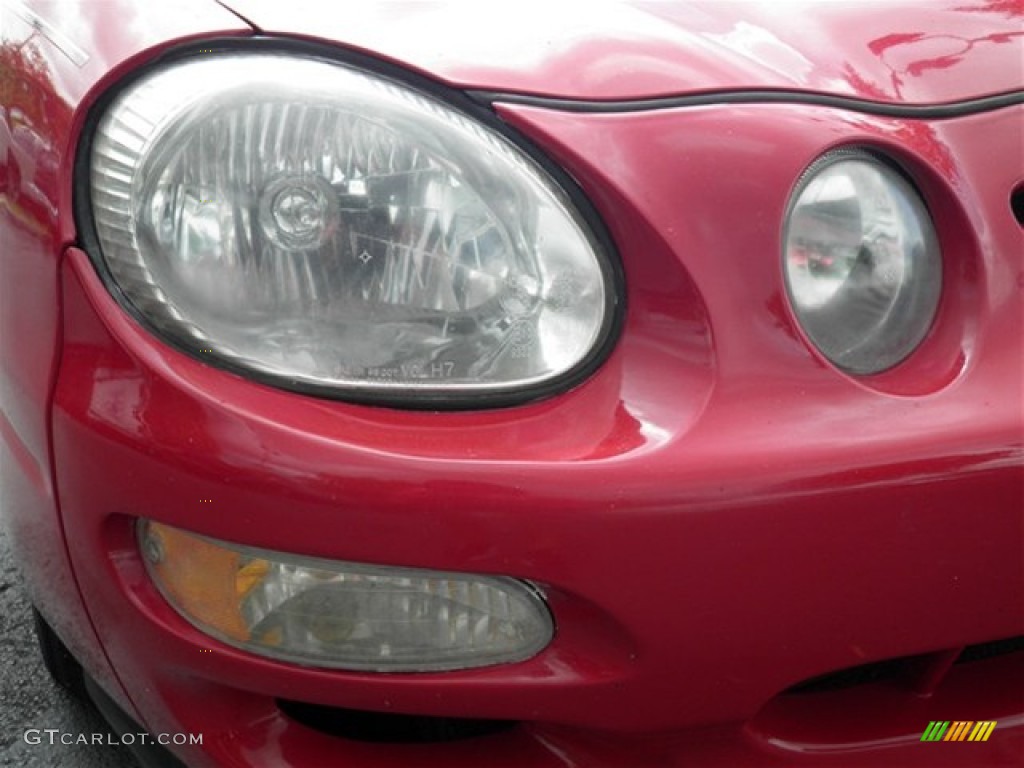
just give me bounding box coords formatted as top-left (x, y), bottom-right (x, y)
top-left (787, 635), bottom-right (1024, 695)
top-left (278, 699), bottom-right (517, 744)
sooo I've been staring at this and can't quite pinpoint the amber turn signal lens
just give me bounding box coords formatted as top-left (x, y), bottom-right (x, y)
top-left (138, 520), bottom-right (553, 672)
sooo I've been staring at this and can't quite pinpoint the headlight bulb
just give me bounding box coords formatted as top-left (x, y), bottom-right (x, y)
top-left (258, 174), bottom-right (339, 251)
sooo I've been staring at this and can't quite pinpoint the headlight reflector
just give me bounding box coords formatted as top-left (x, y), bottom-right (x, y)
top-left (139, 520), bottom-right (554, 672)
top-left (89, 53), bottom-right (616, 403)
top-left (783, 151), bottom-right (941, 374)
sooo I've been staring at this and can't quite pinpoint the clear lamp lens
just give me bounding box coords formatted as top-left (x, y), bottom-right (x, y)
top-left (138, 520), bottom-right (554, 672)
top-left (90, 54), bottom-right (613, 401)
top-left (783, 152), bottom-right (941, 374)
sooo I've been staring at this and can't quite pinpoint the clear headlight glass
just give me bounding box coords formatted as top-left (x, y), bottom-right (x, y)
top-left (139, 520), bottom-right (554, 672)
top-left (783, 151), bottom-right (941, 374)
top-left (88, 53), bottom-right (615, 403)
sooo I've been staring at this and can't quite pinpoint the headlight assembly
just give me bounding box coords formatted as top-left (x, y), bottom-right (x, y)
top-left (783, 150), bottom-right (941, 374)
top-left (86, 51), bottom-right (618, 405)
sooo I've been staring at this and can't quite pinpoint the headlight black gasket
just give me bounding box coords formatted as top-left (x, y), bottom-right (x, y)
top-left (73, 36), bottom-right (626, 411)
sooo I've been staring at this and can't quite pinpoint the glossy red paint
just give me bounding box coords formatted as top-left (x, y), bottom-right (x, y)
top-left (0, 0), bottom-right (252, 725)
top-left (222, 0), bottom-right (1024, 103)
top-left (2, 1), bottom-right (1023, 766)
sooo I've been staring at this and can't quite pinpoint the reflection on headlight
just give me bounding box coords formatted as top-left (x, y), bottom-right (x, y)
top-left (89, 53), bottom-right (616, 404)
top-left (784, 151), bottom-right (941, 374)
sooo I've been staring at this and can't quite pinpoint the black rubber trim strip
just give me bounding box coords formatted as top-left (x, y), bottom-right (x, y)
top-left (467, 88), bottom-right (1024, 118)
top-left (212, 0), bottom-right (263, 32)
top-left (72, 36), bottom-right (626, 411)
top-left (84, 675), bottom-right (188, 768)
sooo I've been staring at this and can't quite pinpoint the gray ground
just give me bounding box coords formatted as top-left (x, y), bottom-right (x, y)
top-left (0, 523), bottom-right (138, 768)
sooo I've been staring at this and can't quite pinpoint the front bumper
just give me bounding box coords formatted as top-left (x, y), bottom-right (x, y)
top-left (51, 100), bottom-right (1023, 767)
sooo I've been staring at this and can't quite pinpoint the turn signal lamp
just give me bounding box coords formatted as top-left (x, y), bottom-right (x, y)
top-left (139, 520), bottom-right (553, 672)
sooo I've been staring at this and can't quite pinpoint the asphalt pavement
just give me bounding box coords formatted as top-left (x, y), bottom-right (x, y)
top-left (0, 521), bottom-right (139, 767)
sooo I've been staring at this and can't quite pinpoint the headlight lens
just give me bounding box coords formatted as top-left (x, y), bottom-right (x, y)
top-left (139, 520), bottom-right (554, 672)
top-left (88, 53), bottom-right (616, 404)
top-left (783, 151), bottom-right (941, 374)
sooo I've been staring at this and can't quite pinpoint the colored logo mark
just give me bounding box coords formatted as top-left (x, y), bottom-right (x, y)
top-left (921, 721), bottom-right (996, 742)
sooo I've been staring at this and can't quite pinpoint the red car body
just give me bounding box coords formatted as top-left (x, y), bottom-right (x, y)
top-left (2, 1), bottom-right (1022, 766)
